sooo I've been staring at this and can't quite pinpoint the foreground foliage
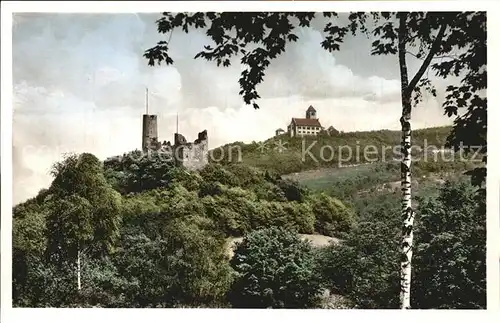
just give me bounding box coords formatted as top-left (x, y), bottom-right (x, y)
top-left (317, 178), bottom-right (486, 309)
top-left (13, 152), bottom-right (352, 307)
top-left (13, 149), bottom-right (485, 308)
top-left (229, 227), bottom-right (323, 308)
top-left (412, 179), bottom-right (486, 309)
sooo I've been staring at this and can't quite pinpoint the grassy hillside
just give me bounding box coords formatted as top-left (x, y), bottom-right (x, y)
top-left (209, 125), bottom-right (480, 206)
top-left (210, 126), bottom-right (456, 175)
top-left (207, 125), bottom-right (478, 228)
top-left (287, 160), bottom-right (474, 200)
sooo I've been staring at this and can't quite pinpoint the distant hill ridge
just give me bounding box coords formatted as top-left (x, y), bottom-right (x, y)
top-left (209, 126), bottom-right (454, 175)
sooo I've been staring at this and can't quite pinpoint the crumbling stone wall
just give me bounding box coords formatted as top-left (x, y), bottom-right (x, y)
top-left (140, 113), bottom-right (208, 170)
top-left (173, 130), bottom-right (208, 171)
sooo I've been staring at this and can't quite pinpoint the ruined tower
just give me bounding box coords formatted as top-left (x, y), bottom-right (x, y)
top-left (141, 88), bottom-right (159, 152)
top-left (142, 114), bottom-right (159, 152)
top-left (138, 91), bottom-right (208, 170)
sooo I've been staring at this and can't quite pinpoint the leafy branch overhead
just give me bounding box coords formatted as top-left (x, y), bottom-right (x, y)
top-left (145, 12), bottom-right (328, 108)
top-left (145, 12), bottom-right (482, 106)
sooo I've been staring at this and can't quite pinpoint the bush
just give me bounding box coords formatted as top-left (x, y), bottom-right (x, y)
top-left (317, 177), bottom-right (486, 309)
top-left (252, 181), bottom-right (287, 202)
top-left (114, 216), bottom-right (234, 308)
top-left (13, 258), bottom-right (78, 307)
top-left (317, 219), bottom-right (400, 309)
top-left (283, 202), bottom-right (315, 234)
top-left (308, 193), bottom-right (355, 236)
top-left (316, 189), bottom-right (401, 309)
top-left (76, 257), bottom-right (134, 307)
top-left (103, 150), bottom-right (176, 194)
top-left (199, 164), bottom-right (239, 186)
top-left (229, 227), bottom-right (323, 308)
top-left (276, 179), bottom-right (306, 202)
top-left (202, 195), bottom-right (252, 236)
top-left (412, 179), bottom-right (486, 309)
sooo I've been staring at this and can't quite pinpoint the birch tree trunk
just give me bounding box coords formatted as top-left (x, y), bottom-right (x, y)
top-left (397, 13), bottom-right (447, 309)
top-left (77, 247), bottom-right (82, 291)
top-left (397, 13), bottom-right (413, 309)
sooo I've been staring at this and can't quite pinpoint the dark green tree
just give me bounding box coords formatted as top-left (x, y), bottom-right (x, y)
top-left (46, 153), bottom-right (122, 291)
top-left (114, 217), bottom-right (234, 308)
top-left (412, 179), bottom-right (486, 309)
top-left (103, 149), bottom-right (177, 194)
top-left (229, 227), bottom-right (323, 308)
top-left (307, 193), bottom-right (355, 236)
top-left (317, 199), bottom-right (400, 309)
top-left (12, 197), bottom-right (50, 305)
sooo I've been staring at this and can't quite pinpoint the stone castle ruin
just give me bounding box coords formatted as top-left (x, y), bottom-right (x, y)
top-left (142, 115), bottom-right (159, 152)
top-left (141, 113), bottom-right (208, 171)
top-left (174, 130), bottom-right (208, 170)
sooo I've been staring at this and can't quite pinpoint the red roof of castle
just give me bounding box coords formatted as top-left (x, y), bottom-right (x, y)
top-left (291, 118), bottom-right (322, 127)
top-left (306, 105), bottom-right (316, 112)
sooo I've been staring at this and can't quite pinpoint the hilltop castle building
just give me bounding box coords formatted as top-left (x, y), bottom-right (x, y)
top-left (287, 105), bottom-right (323, 137)
top-left (141, 112), bottom-right (208, 171)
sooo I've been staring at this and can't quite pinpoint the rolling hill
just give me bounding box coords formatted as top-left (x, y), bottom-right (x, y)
top-left (209, 126), bottom-right (460, 175)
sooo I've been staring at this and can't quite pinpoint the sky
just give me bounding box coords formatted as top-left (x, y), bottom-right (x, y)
top-left (12, 13), bottom-right (457, 204)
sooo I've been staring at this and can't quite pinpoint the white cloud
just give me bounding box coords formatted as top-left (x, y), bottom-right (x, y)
top-left (89, 66), bottom-right (125, 87)
top-left (255, 28), bottom-right (403, 104)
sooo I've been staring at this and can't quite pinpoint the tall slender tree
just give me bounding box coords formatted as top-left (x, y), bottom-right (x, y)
top-left (145, 11), bottom-right (486, 309)
top-left (47, 195), bottom-right (93, 290)
top-left (392, 12), bottom-right (447, 309)
top-left (46, 153), bottom-right (122, 291)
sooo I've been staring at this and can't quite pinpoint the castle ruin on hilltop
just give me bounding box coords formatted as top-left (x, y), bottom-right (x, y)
top-left (141, 94), bottom-right (208, 171)
top-left (173, 130), bottom-right (208, 170)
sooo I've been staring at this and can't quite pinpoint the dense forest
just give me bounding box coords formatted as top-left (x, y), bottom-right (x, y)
top-left (12, 127), bottom-right (485, 308)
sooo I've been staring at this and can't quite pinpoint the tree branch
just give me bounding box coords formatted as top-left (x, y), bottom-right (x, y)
top-left (433, 54), bottom-right (460, 60)
top-left (405, 23), bottom-right (447, 97)
top-left (406, 50), bottom-right (423, 60)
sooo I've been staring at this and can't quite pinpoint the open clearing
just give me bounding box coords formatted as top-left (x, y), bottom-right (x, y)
top-left (226, 234), bottom-right (341, 258)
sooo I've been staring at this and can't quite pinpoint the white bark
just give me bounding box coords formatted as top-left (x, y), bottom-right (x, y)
top-left (400, 122), bottom-right (414, 309)
top-left (397, 14), bottom-right (447, 309)
top-left (77, 248), bottom-right (82, 290)
top-left (397, 13), bottom-right (413, 310)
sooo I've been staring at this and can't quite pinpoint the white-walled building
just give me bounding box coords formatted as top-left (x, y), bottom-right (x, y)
top-left (287, 106), bottom-right (323, 137)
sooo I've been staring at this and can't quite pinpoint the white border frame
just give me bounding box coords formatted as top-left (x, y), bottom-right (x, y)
top-left (2, 1), bottom-right (499, 322)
